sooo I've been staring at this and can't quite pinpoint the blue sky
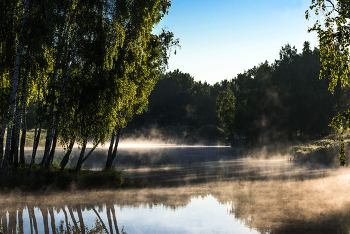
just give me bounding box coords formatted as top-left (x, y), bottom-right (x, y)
top-left (154, 0), bottom-right (318, 84)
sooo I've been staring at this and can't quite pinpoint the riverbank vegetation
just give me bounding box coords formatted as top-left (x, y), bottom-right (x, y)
top-left (0, 0), bottom-right (178, 179)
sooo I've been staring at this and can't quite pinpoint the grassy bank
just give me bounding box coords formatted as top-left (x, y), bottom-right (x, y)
top-left (0, 163), bottom-right (148, 192)
top-left (236, 132), bottom-right (350, 167)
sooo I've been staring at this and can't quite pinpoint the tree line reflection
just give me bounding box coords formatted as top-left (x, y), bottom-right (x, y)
top-left (0, 203), bottom-right (126, 234)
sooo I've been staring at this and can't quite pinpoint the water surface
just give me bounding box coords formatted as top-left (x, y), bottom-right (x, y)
top-left (14, 144), bottom-right (350, 233)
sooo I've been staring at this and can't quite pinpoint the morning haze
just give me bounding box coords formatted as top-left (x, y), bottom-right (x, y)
top-left (1, 0), bottom-right (350, 233)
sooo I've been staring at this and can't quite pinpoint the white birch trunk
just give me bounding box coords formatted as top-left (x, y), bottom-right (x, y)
top-left (2, 0), bottom-right (31, 176)
top-left (40, 9), bottom-right (77, 172)
top-left (27, 77), bottom-right (41, 176)
top-left (19, 97), bottom-right (27, 164)
top-left (75, 139), bottom-right (87, 172)
top-left (59, 138), bottom-right (75, 171)
top-left (20, 56), bottom-right (30, 164)
top-left (11, 96), bottom-right (21, 168)
top-left (0, 112), bottom-right (7, 170)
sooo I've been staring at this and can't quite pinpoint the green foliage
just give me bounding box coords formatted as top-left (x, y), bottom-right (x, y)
top-left (214, 43), bottom-right (345, 146)
top-left (195, 125), bottom-right (226, 144)
top-left (306, 0), bottom-right (350, 93)
top-left (330, 111), bottom-right (350, 165)
top-left (307, 0), bottom-right (350, 165)
top-left (216, 88), bottom-right (235, 143)
top-left (56, 219), bottom-right (107, 234)
top-left (128, 69), bottom-right (223, 132)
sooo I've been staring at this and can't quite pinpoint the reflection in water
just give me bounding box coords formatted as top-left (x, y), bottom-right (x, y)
top-left (0, 204), bottom-right (124, 234)
top-left (1, 177), bottom-right (350, 234)
top-left (0, 194), bottom-right (259, 234)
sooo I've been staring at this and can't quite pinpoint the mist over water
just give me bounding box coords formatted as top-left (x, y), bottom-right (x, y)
top-left (16, 141), bottom-right (350, 233)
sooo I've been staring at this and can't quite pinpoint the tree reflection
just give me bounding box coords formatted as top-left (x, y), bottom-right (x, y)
top-left (28, 204), bottom-right (39, 234)
top-left (0, 203), bottom-right (126, 234)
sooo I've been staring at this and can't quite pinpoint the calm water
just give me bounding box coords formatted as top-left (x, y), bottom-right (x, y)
top-left (14, 144), bottom-right (350, 233)
top-left (0, 194), bottom-right (259, 234)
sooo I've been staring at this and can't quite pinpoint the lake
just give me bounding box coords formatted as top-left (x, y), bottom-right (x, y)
top-left (6, 144), bottom-right (350, 233)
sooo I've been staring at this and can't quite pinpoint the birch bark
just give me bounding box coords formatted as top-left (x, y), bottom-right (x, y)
top-left (20, 65), bottom-right (29, 164)
top-left (27, 77), bottom-right (41, 176)
top-left (74, 139), bottom-right (87, 172)
top-left (2, 0), bottom-right (31, 176)
top-left (60, 138), bottom-right (75, 171)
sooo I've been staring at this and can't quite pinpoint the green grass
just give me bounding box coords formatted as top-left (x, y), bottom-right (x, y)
top-left (25, 129), bottom-right (47, 147)
top-left (284, 132), bottom-right (350, 165)
top-left (3, 128), bottom-right (47, 147)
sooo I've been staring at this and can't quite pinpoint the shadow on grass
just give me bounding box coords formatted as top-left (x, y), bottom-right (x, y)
top-left (0, 163), bottom-right (148, 192)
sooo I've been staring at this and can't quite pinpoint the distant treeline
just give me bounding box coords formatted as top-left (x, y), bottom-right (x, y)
top-left (127, 69), bottom-right (227, 144)
top-left (128, 42), bottom-right (350, 145)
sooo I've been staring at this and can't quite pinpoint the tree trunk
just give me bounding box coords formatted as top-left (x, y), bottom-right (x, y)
top-left (29, 211), bottom-right (33, 234)
top-left (8, 207), bottom-right (16, 234)
top-left (40, 123), bottom-right (54, 172)
top-left (112, 127), bottom-right (122, 159)
top-left (18, 205), bottom-right (24, 234)
top-left (76, 205), bottom-right (85, 234)
top-left (47, 127), bottom-right (58, 168)
top-left (92, 206), bottom-right (110, 234)
top-left (105, 127), bottom-right (122, 170)
top-left (0, 112), bottom-right (7, 170)
top-left (45, 58), bottom-right (74, 170)
top-left (20, 69), bottom-right (29, 165)
top-left (28, 204), bottom-right (39, 234)
top-left (61, 207), bottom-right (71, 234)
top-left (60, 138), bottom-right (75, 171)
top-left (81, 142), bottom-right (99, 164)
top-left (27, 124), bottom-right (39, 176)
top-left (110, 204), bottom-right (120, 234)
top-left (19, 108), bottom-right (27, 164)
top-left (39, 55), bottom-right (61, 172)
top-left (107, 204), bottom-right (117, 234)
top-left (48, 206), bottom-right (56, 234)
top-left (75, 139), bottom-right (87, 172)
top-left (34, 125), bottom-right (41, 152)
top-left (107, 132), bottom-right (116, 159)
top-left (68, 206), bottom-right (79, 231)
top-left (11, 95), bottom-right (22, 169)
top-left (40, 5), bottom-right (77, 173)
top-left (13, 64), bottom-right (30, 168)
top-left (2, 0), bottom-right (31, 176)
top-left (75, 140), bottom-right (98, 172)
top-left (9, 124), bottom-right (15, 165)
top-left (0, 208), bottom-right (8, 234)
top-left (27, 78), bottom-right (41, 176)
top-left (40, 206), bottom-right (49, 234)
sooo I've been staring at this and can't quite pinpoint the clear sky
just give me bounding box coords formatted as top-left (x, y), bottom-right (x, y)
top-left (153, 0), bottom-right (318, 85)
